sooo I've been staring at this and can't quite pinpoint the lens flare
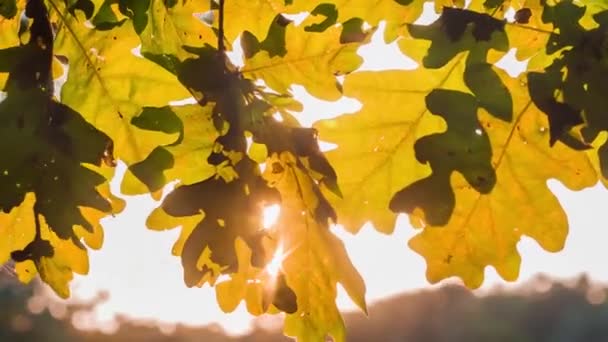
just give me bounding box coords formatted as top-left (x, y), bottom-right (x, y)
top-left (262, 204), bottom-right (281, 229)
top-left (266, 245), bottom-right (285, 277)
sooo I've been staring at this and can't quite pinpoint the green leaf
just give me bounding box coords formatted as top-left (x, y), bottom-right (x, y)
top-left (403, 7), bottom-right (508, 68)
top-left (407, 74), bottom-right (597, 288)
top-left (0, 0), bottom-right (123, 297)
top-left (464, 63), bottom-right (512, 121)
top-left (390, 89), bottom-right (496, 226)
top-left (50, 0), bottom-right (191, 164)
top-left (121, 104), bottom-right (219, 194)
top-left (0, 0), bottom-right (17, 19)
top-left (314, 61), bottom-right (467, 233)
top-left (0, 0), bottom-right (23, 88)
top-left (150, 157), bottom-right (279, 287)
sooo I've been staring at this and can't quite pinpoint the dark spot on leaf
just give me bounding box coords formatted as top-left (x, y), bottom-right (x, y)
top-left (514, 8), bottom-right (532, 24)
top-left (271, 162), bottom-right (284, 174)
top-left (207, 152), bottom-right (226, 165)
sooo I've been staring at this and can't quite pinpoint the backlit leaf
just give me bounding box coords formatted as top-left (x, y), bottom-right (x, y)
top-left (137, 0), bottom-right (215, 59)
top-left (223, 0), bottom-right (286, 41)
top-left (408, 74), bottom-right (597, 288)
top-left (0, 0), bottom-right (123, 297)
top-left (121, 104), bottom-right (219, 194)
top-left (290, 0), bottom-right (426, 42)
top-left (263, 152), bottom-right (366, 342)
top-left (50, 0), bottom-right (190, 163)
top-left (242, 14), bottom-right (368, 100)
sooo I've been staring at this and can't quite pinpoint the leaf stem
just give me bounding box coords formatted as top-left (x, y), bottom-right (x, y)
top-left (33, 208), bottom-right (42, 241)
top-left (218, 0), bottom-right (225, 53)
top-left (26, 0), bottom-right (54, 95)
top-left (506, 22), bottom-right (553, 35)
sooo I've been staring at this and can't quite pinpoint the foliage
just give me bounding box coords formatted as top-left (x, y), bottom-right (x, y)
top-left (1, 0), bottom-right (607, 340)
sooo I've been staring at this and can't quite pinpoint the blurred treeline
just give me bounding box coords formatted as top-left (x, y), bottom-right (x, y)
top-left (1, 272), bottom-right (608, 342)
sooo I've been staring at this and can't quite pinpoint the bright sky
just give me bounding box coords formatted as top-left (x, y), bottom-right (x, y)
top-left (30, 5), bottom-right (608, 337)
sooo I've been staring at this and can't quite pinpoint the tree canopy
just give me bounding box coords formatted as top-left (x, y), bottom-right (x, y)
top-left (1, 0), bottom-right (607, 340)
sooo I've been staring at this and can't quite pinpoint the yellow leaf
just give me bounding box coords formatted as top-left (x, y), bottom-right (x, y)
top-left (140, 0), bottom-right (215, 59)
top-left (121, 104), bottom-right (218, 194)
top-left (264, 152), bottom-right (366, 342)
top-left (49, 0), bottom-right (190, 164)
top-left (4, 193), bottom-right (110, 298)
top-left (0, 0), bottom-right (24, 88)
top-left (504, 0), bottom-right (554, 61)
top-left (14, 260), bottom-right (36, 284)
top-left (223, 0), bottom-right (286, 41)
top-left (0, 0), bottom-right (22, 48)
top-left (215, 238), bottom-right (261, 314)
top-left (409, 74), bottom-right (597, 288)
top-left (315, 62), bottom-right (465, 233)
top-left (0, 193), bottom-right (36, 266)
top-left (146, 205), bottom-right (203, 257)
top-left (290, 0), bottom-right (426, 42)
top-left (242, 17), bottom-right (365, 100)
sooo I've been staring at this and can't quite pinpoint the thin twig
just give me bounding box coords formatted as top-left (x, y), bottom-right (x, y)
top-left (218, 0), bottom-right (225, 52)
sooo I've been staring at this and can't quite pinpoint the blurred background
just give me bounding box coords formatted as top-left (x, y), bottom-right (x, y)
top-left (2, 271), bottom-right (608, 341)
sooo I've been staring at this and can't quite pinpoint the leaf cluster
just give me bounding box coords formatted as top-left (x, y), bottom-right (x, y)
top-left (1, 0), bottom-right (608, 340)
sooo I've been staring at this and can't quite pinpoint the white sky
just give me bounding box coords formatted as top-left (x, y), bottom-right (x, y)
top-left (29, 6), bottom-right (608, 337)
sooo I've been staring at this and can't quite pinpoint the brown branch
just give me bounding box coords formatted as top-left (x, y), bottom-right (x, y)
top-left (218, 0), bottom-right (225, 52)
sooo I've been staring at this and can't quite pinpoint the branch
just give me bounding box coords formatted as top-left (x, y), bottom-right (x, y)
top-left (218, 0), bottom-right (225, 52)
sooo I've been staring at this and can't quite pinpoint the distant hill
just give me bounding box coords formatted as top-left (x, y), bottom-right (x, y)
top-left (2, 272), bottom-right (608, 341)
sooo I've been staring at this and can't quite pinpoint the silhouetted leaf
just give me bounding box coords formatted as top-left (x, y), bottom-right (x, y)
top-left (391, 89), bottom-right (496, 226)
top-left (515, 8), bottom-right (532, 24)
top-left (465, 62), bottom-right (512, 121)
top-left (0, 0), bottom-right (123, 297)
top-left (406, 7), bottom-right (508, 68)
top-left (408, 74), bottom-right (596, 288)
top-left (0, 0), bottom-right (17, 19)
top-left (304, 4), bottom-right (338, 33)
